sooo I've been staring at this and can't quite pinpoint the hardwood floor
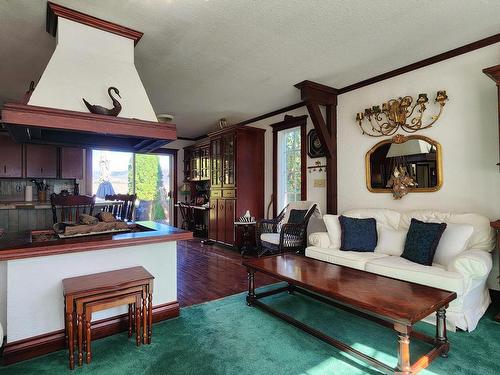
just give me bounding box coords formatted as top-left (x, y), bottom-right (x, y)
top-left (177, 239), bottom-right (278, 307)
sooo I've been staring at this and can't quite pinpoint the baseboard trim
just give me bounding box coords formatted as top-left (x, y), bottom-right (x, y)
top-left (2, 301), bottom-right (179, 366)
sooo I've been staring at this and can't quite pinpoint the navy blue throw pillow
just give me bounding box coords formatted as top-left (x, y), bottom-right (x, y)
top-left (402, 218), bottom-right (447, 266)
top-left (288, 209), bottom-right (308, 224)
top-left (339, 216), bottom-right (377, 252)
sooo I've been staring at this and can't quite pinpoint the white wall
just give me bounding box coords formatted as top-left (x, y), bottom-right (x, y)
top-left (251, 108), bottom-right (327, 218)
top-left (337, 43), bottom-right (500, 289)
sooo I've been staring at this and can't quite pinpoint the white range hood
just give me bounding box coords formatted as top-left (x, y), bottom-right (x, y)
top-left (1, 2), bottom-right (176, 152)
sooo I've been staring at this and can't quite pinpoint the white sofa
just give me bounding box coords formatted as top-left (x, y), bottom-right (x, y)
top-left (306, 208), bottom-right (495, 332)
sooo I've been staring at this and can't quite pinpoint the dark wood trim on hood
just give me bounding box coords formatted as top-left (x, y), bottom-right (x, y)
top-left (47, 2), bottom-right (143, 45)
top-left (1, 103), bottom-right (177, 153)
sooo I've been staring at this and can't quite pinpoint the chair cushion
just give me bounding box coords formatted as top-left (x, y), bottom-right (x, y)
top-left (402, 219), bottom-right (446, 266)
top-left (374, 227), bottom-right (406, 256)
top-left (260, 233), bottom-right (280, 245)
top-left (339, 216), bottom-right (377, 252)
top-left (305, 246), bottom-right (388, 270)
top-left (433, 223), bottom-right (474, 266)
top-left (365, 256), bottom-right (465, 295)
top-left (288, 209), bottom-right (308, 224)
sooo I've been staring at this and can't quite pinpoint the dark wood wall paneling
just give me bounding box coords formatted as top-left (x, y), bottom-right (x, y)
top-left (271, 115), bottom-right (308, 217)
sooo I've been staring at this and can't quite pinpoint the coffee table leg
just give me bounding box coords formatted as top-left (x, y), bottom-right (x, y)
top-left (246, 269), bottom-right (255, 306)
top-left (436, 307), bottom-right (449, 358)
top-left (397, 332), bottom-right (411, 374)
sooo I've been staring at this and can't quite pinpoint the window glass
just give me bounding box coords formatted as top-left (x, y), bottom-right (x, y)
top-left (277, 127), bottom-right (301, 211)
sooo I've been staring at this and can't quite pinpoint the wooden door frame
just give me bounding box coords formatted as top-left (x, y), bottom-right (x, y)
top-left (152, 148), bottom-right (178, 227)
top-left (271, 115), bottom-right (308, 217)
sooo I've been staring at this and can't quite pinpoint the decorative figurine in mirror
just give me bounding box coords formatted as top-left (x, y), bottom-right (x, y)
top-left (355, 91), bottom-right (448, 137)
top-left (365, 134), bottom-right (442, 199)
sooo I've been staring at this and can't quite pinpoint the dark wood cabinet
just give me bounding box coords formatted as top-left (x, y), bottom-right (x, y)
top-left (208, 126), bottom-right (265, 246)
top-left (26, 144), bottom-right (58, 178)
top-left (61, 147), bottom-right (84, 179)
top-left (0, 135), bottom-right (23, 178)
top-left (183, 126), bottom-right (264, 246)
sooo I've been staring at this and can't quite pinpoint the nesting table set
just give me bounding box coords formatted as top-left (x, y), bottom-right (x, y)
top-left (62, 266), bottom-right (154, 370)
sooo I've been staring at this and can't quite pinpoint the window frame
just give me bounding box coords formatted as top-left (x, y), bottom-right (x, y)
top-left (271, 115), bottom-right (307, 217)
top-left (87, 148), bottom-right (178, 226)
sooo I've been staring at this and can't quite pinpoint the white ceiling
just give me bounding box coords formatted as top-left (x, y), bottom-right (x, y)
top-left (1, 0), bottom-right (499, 137)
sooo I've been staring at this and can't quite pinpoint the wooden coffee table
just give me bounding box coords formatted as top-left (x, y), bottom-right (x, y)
top-left (243, 254), bottom-right (456, 375)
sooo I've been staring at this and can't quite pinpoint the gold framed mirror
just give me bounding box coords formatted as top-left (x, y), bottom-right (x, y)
top-left (366, 134), bottom-right (442, 198)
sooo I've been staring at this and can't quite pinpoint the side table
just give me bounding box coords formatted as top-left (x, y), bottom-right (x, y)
top-left (234, 221), bottom-right (256, 255)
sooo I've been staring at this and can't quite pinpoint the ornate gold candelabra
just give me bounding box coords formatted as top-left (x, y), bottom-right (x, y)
top-left (356, 91), bottom-right (448, 137)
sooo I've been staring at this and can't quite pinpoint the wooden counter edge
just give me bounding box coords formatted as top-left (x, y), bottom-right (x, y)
top-left (0, 231), bottom-right (193, 261)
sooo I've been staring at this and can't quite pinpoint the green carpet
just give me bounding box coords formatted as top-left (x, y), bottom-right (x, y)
top-left (1, 285), bottom-right (499, 375)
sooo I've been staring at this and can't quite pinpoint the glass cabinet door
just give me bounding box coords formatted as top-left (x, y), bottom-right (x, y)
top-left (191, 148), bottom-right (200, 181)
top-left (210, 138), bottom-right (222, 187)
top-left (222, 133), bottom-right (235, 187)
top-left (201, 145), bottom-right (210, 180)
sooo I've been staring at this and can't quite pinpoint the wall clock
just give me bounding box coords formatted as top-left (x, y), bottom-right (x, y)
top-left (307, 129), bottom-right (325, 158)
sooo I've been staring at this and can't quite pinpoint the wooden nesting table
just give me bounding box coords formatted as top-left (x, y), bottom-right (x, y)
top-left (62, 266), bottom-right (154, 370)
top-left (243, 254), bottom-right (457, 375)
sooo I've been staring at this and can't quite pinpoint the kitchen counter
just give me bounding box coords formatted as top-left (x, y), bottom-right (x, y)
top-left (0, 221), bottom-right (192, 261)
top-left (0, 221), bottom-right (192, 352)
top-left (0, 199), bottom-right (121, 210)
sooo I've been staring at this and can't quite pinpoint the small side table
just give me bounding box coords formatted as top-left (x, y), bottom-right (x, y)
top-left (234, 221), bottom-right (256, 256)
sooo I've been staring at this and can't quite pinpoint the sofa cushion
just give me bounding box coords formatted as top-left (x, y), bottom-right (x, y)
top-left (365, 256), bottom-right (465, 295)
top-left (375, 227), bottom-right (406, 256)
top-left (343, 208), bottom-right (401, 230)
top-left (339, 216), bottom-right (377, 252)
top-left (402, 219), bottom-right (446, 266)
top-left (323, 214), bottom-right (341, 249)
top-left (399, 210), bottom-right (495, 252)
top-left (305, 246), bottom-right (388, 270)
top-left (434, 223), bottom-right (474, 266)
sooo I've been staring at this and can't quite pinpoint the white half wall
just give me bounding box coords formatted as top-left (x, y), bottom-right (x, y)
top-left (5, 242), bottom-right (177, 343)
top-left (337, 42), bottom-right (500, 289)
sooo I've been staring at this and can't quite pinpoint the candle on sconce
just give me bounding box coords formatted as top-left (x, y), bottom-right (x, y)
top-left (417, 93), bottom-right (428, 104)
top-left (356, 112), bottom-right (364, 121)
top-left (435, 90), bottom-right (448, 103)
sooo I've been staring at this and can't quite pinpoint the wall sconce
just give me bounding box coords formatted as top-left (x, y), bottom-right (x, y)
top-left (355, 90), bottom-right (448, 137)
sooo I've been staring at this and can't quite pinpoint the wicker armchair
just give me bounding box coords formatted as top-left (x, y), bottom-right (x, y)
top-left (256, 202), bottom-right (318, 257)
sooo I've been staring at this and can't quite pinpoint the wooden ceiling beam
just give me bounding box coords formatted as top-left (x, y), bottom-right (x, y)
top-left (295, 80), bottom-right (338, 214)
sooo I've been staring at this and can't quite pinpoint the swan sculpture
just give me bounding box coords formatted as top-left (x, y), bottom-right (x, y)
top-left (82, 87), bottom-right (122, 116)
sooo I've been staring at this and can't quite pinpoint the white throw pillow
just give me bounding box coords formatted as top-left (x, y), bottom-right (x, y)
top-left (323, 214), bottom-right (341, 249)
top-left (374, 227), bottom-right (406, 256)
top-left (433, 223), bottom-right (474, 266)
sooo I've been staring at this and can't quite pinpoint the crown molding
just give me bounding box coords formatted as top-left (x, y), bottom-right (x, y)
top-left (46, 2), bottom-right (143, 45)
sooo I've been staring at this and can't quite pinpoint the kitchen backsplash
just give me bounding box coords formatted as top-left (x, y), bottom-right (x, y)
top-left (0, 178), bottom-right (76, 202)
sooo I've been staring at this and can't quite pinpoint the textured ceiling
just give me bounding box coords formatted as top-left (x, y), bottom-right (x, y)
top-left (1, 0), bottom-right (499, 137)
